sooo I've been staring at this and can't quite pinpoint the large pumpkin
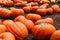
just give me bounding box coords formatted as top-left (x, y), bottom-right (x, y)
top-left (26, 14), bottom-right (41, 23)
top-left (0, 32), bottom-right (15, 40)
top-left (50, 30), bottom-right (60, 40)
top-left (3, 20), bottom-right (28, 40)
top-left (10, 7), bottom-right (24, 18)
top-left (14, 15), bottom-right (34, 32)
top-left (0, 8), bottom-right (11, 18)
top-left (0, 25), bottom-right (7, 33)
top-left (35, 18), bottom-right (54, 25)
top-left (32, 23), bottom-right (56, 40)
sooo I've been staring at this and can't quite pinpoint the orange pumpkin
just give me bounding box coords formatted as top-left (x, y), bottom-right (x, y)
top-left (32, 23), bottom-right (56, 40)
top-left (26, 14), bottom-right (41, 22)
top-left (13, 0), bottom-right (22, 3)
top-left (29, 2), bottom-right (38, 6)
top-left (3, 20), bottom-right (28, 40)
top-left (10, 7), bottom-right (24, 18)
top-left (47, 8), bottom-right (53, 14)
top-left (34, 0), bottom-right (40, 3)
top-left (40, 3), bottom-right (49, 9)
top-left (0, 32), bottom-right (15, 40)
top-left (0, 25), bottom-right (7, 33)
top-left (35, 17), bottom-right (54, 25)
top-left (0, 8), bottom-right (11, 18)
top-left (0, 0), bottom-right (4, 5)
top-left (51, 5), bottom-right (60, 13)
top-left (3, 0), bottom-right (13, 6)
top-left (36, 9), bottom-right (47, 16)
top-left (14, 15), bottom-right (34, 32)
top-left (50, 30), bottom-right (60, 40)
top-left (23, 0), bottom-right (33, 2)
top-left (22, 6), bottom-right (31, 13)
top-left (30, 6), bottom-right (39, 12)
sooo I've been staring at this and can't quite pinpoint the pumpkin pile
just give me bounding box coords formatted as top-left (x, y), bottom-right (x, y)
top-left (0, 0), bottom-right (60, 40)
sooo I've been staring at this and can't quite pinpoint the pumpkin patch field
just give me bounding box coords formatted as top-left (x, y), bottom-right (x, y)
top-left (0, 0), bottom-right (60, 40)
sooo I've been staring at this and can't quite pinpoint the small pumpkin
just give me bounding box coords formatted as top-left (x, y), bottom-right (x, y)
top-left (14, 15), bottom-right (34, 32)
top-left (20, 1), bottom-right (28, 7)
top-left (3, 0), bottom-right (13, 6)
top-left (51, 5), bottom-right (60, 13)
top-left (40, 0), bottom-right (50, 4)
top-left (3, 20), bottom-right (28, 40)
top-left (23, 0), bottom-right (33, 2)
top-left (35, 17), bottom-right (54, 25)
top-left (29, 2), bottom-right (38, 6)
top-left (10, 7), bottom-right (24, 18)
top-left (32, 23), bottom-right (56, 40)
top-left (47, 8), bottom-right (53, 14)
top-left (0, 8), bottom-right (11, 18)
top-left (26, 14), bottom-right (41, 23)
top-left (36, 9), bottom-right (47, 16)
top-left (0, 32), bottom-right (15, 40)
top-left (34, 0), bottom-right (40, 3)
top-left (0, 0), bottom-right (4, 5)
top-left (50, 30), bottom-right (60, 40)
top-left (22, 6), bottom-right (31, 13)
top-left (30, 6), bottom-right (39, 12)
top-left (13, 0), bottom-right (22, 3)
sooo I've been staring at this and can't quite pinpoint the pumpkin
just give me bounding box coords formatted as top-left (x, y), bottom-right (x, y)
top-left (14, 15), bottom-right (34, 32)
top-left (0, 32), bottom-right (15, 40)
top-left (0, 8), bottom-right (11, 18)
top-left (0, 0), bottom-right (4, 5)
top-left (47, 8), bottom-right (53, 14)
top-left (40, 5), bottom-right (47, 9)
top-left (29, 2), bottom-right (38, 6)
top-left (13, 0), bottom-right (22, 3)
top-left (3, 20), bottom-right (28, 40)
top-left (10, 7), bottom-right (24, 18)
top-left (3, 0), bottom-right (13, 6)
top-left (22, 6), bottom-right (31, 13)
top-left (51, 5), bottom-right (60, 13)
top-left (50, 30), bottom-right (60, 40)
top-left (0, 25), bottom-right (7, 33)
top-left (32, 23), bottom-right (56, 40)
top-left (15, 1), bottom-right (27, 7)
top-left (26, 14), bottom-right (41, 23)
top-left (30, 6), bottom-right (39, 12)
top-left (35, 17), bottom-right (54, 25)
top-left (20, 1), bottom-right (28, 7)
top-left (36, 9), bottom-right (47, 16)
top-left (23, 0), bottom-right (33, 2)
top-left (40, 0), bottom-right (50, 4)
top-left (34, 0), bottom-right (40, 3)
